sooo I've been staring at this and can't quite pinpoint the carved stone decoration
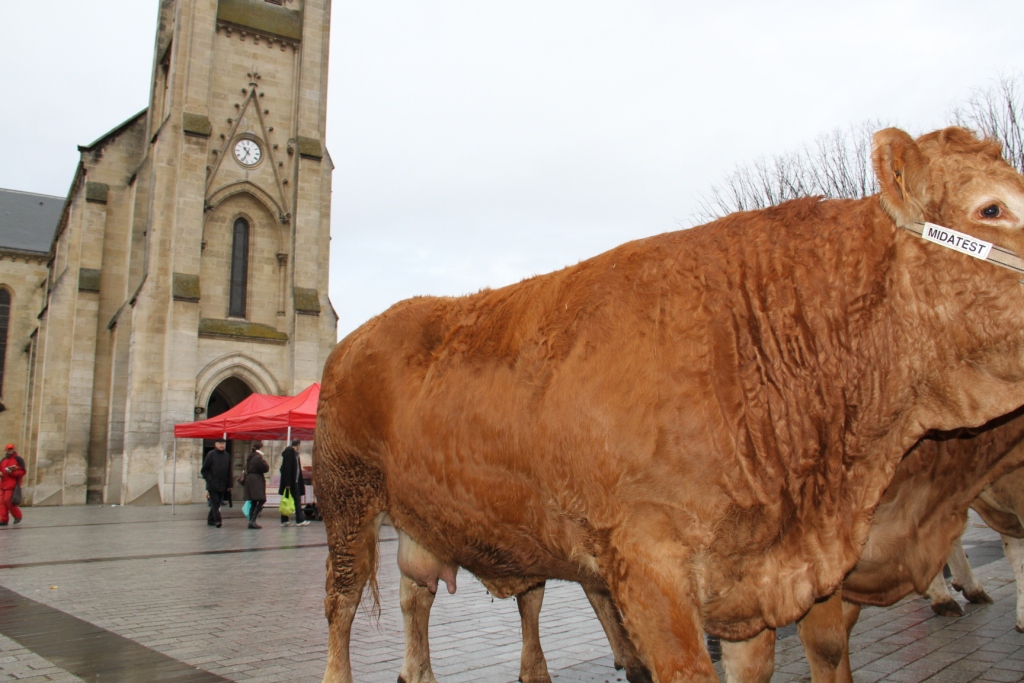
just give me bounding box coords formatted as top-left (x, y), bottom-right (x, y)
top-left (84, 182), bottom-right (109, 204)
top-left (296, 136), bottom-right (323, 161)
top-left (172, 272), bottom-right (201, 302)
top-left (204, 73), bottom-right (292, 223)
top-left (215, 0), bottom-right (302, 51)
top-left (77, 268), bottom-right (101, 293)
top-left (199, 318), bottom-right (288, 344)
top-left (294, 287), bottom-right (321, 315)
top-left (183, 112), bottom-right (213, 138)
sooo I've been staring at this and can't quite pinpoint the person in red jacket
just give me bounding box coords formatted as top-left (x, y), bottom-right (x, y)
top-left (0, 444), bottom-right (26, 526)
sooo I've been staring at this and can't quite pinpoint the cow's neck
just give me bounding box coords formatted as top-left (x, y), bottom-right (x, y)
top-left (837, 203), bottom-right (1024, 525)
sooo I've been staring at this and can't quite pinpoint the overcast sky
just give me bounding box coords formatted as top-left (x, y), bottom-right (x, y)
top-left (3, 1), bottom-right (1024, 338)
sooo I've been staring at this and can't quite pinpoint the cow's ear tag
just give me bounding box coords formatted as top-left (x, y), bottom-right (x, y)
top-left (873, 128), bottom-right (928, 227)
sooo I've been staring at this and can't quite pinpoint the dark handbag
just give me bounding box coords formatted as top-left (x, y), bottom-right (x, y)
top-left (11, 484), bottom-right (22, 506)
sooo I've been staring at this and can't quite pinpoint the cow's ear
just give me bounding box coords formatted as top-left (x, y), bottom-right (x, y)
top-left (872, 127), bottom-right (928, 226)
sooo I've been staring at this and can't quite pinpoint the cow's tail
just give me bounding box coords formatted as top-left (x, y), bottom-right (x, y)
top-left (362, 510), bottom-right (383, 621)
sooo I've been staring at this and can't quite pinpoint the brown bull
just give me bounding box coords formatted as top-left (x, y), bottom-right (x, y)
top-left (929, 466), bottom-right (1024, 631)
top-left (765, 409), bottom-right (1024, 683)
top-left (971, 469), bottom-right (1024, 632)
top-left (315, 127), bottom-right (1024, 683)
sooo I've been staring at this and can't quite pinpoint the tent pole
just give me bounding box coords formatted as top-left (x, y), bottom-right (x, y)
top-left (172, 439), bottom-right (177, 515)
top-left (281, 426), bottom-right (291, 480)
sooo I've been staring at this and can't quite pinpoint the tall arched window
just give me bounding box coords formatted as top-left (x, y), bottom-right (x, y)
top-left (0, 289), bottom-right (10, 396)
top-left (229, 218), bottom-right (249, 318)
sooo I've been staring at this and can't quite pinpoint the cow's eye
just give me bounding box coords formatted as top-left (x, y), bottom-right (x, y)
top-left (981, 204), bottom-right (1001, 218)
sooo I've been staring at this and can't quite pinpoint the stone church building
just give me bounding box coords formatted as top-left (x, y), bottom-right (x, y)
top-left (0, 0), bottom-right (338, 506)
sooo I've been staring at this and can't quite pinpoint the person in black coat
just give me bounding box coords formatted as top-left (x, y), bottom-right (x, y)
top-left (200, 439), bottom-right (232, 527)
top-left (243, 442), bottom-right (270, 529)
top-left (279, 439), bottom-right (309, 526)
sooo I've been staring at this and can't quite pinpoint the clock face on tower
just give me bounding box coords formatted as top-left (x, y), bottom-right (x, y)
top-left (233, 138), bottom-right (262, 166)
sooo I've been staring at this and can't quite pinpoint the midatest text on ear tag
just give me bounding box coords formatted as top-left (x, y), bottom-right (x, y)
top-left (921, 222), bottom-right (993, 260)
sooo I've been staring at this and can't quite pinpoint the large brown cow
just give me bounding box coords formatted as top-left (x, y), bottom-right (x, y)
top-left (315, 127), bottom-right (1024, 683)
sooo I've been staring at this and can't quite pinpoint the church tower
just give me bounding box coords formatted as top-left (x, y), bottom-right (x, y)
top-left (22, 0), bottom-right (337, 506)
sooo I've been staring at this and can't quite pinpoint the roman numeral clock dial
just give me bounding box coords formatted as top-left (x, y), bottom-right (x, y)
top-left (233, 138), bottom-right (262, 166)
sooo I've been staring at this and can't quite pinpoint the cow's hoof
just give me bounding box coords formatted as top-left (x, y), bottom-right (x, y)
top-left (625, 665), bottom-right (655, 683)
top-left (931, 599), bottom-right (964, 617)
top-left (961, 588), bottom-right (994, 605)
top-left (518, 665), bottom-right (552, 683)
top-left (518, 675), bottom-right (552, 683)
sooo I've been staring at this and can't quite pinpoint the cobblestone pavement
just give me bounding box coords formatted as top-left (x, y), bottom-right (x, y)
top-left (0, 505), bottom-right (1019, 682)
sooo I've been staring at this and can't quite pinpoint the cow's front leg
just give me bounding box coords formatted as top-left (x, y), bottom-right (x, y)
top-left (720, 628), bottom-right (775, 683)
top-left (926, 569), bottom-right (964, 617)
top-left (948, 536), bottom-right (993, 604)
top-left (796, 591), bottom-right (852, 683)
top-left (399, 573), bottom-right (439, 683)
top-left (606, 538), bottom-right (716, 683)
top-left (516, 583), bottom-right (551, 683)
top-left (582, 585), bottom-right (652, 683)
top-left (1002, 534), bottom-right (1024, 632)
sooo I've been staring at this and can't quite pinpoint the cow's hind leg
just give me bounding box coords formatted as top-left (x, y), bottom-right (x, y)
top-left (399, 573), bottom-right (439, 683)
top-left (605, 536), bottom-right (716, 683)
top-left (582, 585), bottom-right (652, 683)
top-left (319, 452), bottom-right (386, 683)
top-left (948, 536), bottom-right (993, 604)
top-left (796, 591), bottom-right (852, 683)
top-left (720, 628), bottom-right (775, 683)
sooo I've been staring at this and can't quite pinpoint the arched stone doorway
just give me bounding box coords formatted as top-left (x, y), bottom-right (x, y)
top-left (204, 376), bottom-right (253, 502)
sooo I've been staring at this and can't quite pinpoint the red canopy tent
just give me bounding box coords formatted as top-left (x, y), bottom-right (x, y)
top-left (222, 383), bottom-right (320, 440)
top-left (170, 384), bottom-right (320, 513)
top-left (173, 393), bottom-right (289, 439)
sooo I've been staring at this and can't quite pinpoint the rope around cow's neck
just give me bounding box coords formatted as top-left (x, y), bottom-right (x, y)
top-left (899, 221), bottom-right (1024, 280)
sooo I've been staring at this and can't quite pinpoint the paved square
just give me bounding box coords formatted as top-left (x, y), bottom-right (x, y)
top-left (0, 506), bottom-right (1019, 682)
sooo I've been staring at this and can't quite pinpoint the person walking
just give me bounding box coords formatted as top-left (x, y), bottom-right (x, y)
top-left (200, 438), bottom-right (232, 527)
top-left (0, 444), bottom-right (26, 527)
top-left (279, 439), bottom-right (309, 526)
top-left (243, 442), bottom-right (269, 529)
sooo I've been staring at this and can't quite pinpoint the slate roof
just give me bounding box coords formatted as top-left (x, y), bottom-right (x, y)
top-left (0, 187), bottom-right (63, 254)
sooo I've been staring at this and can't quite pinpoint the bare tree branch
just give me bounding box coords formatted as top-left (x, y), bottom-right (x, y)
top-left (953, 73), bottom-right (1024, 174)
top-left (694, 75), bottom-right (1024, 225)
top-left (692, 120), bottom-right (884, 223)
